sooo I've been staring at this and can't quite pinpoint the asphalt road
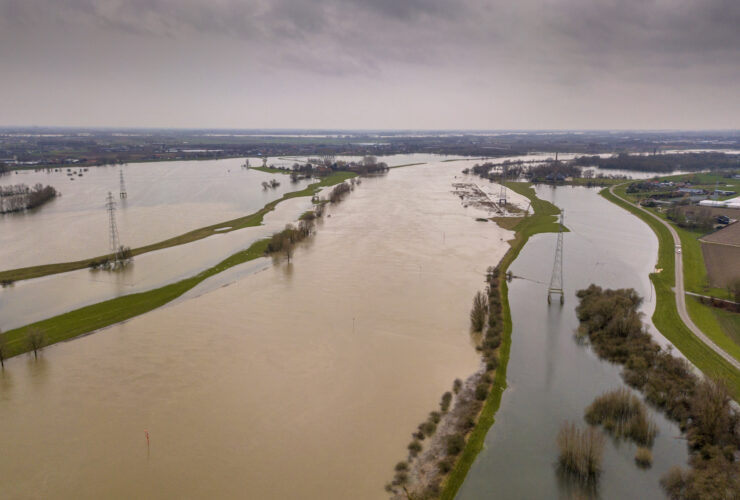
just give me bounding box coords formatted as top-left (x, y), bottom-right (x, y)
top-left (609, 185), bottom-right (740, 370)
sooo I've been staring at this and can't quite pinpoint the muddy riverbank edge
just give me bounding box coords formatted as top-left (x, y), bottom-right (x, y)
top-left (391, 182), bottom-right (563, 500)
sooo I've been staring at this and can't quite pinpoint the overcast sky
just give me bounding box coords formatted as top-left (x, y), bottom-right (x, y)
top-left (1, 0), bottom-right (738, 129)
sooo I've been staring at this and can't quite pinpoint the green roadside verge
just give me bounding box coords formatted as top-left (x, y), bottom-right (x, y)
top-left (1, 173), bottom-right (355, 359)
top-left (0, 172), bottom-right (355, 283)
top-left (440, 182), bottom-right (562, 500)
top-left (613, 183), bottom-right (740, 353)
top-left (601, 187), bottom-right (740, 397)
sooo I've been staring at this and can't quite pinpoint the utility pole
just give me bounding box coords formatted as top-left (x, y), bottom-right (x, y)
top-left (547, 210), bottom-right (565, 305)
top-left (106, 191), bottom-right (120, 260)
top-left (119, 167), bottom-right (127, 199)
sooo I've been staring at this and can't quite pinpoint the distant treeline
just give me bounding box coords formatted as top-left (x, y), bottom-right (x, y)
top-left (0, 163), bottom-right (9, 175)
top-left (572, 152), bottom-right (740, 173)
top-left (0, 183), bottom-right (58, 213)
top-left (274, 155), bottom-right (390, 179)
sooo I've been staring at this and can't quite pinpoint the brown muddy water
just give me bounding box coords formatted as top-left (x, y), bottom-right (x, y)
top-left (0, 158), bottom-right (316, 270)
top-left (0, 162), bottom-right (516, 499)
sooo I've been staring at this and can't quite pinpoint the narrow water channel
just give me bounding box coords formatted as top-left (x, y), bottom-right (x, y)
top-left (456, 185), bottom-right (689, 499)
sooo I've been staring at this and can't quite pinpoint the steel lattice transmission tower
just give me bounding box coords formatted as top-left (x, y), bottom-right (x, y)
top-left (547, 210), bottom-right (565, 305)
top-left (498, 165), bottom-right (507, 206)
top-left (106, 191), bottom-right (120, 256)
top-left (119, 167), bottom-right (127, 199)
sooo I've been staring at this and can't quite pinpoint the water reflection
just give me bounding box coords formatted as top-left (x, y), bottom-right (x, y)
top-left (456, 186), bottom-right (687, 500)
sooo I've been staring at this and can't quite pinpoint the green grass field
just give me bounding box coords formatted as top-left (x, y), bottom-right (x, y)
top-left (601, 187), bottom-right (740, 397)
top-left (0, 172), bottom-right (355, 283)
top-left (440, 182), bottom-right (562, 500)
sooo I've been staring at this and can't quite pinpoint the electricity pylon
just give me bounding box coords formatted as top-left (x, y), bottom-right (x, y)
top-left (106, 192), bottom-right (120, 257)
top-left (498, 165), bottom-right (507, 206)
top-left (119, 167), bottom-right (127, 199)
top-left (547, 210), bottom-right (565, 305)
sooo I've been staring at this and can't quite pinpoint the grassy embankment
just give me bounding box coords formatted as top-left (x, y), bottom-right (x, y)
top-left (601, 186), bottom-right (740, 397)
top-left (0, 173), bottom-right (355, 359)
top-left (440, 182), bottom-right (562, 500)
top-left (613, 183), bottom-right (740, 360)
top-left (0, 172), bottom-right (355, 283)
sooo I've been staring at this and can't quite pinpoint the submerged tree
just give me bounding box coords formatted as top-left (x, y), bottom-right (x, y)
top-left (0, 330), bottom-right (6, 368)
top-left (27, 328), bottom-right (46, 360)
top-left (470, 291), bottom-right (488, 332)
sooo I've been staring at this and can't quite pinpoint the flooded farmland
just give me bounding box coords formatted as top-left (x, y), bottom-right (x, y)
top-left (0, 162), bottom-right (515, 499)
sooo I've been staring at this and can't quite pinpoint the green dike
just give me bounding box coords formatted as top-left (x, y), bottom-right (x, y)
top-left (1, 239), bottom-right (268, 359)
top-left (249, 166), bottom-right (289, 174)
top-left (601, 187), bottom-right (740, 397)
top-left (440, 182), bottom-right (561, 500)
top-left (1, 173), bottom-right (356, 359)
top-left (0, 172), bottom-right (355, 283)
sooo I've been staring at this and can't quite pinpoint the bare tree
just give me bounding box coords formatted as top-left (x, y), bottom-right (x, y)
top-left (27, 328), bottom-right (45, 360)
top-left (0, 330), bottom-right (6, 368)
top-left (284, 240), bottom-right (294, 263)
top-left (470, 291), bottom-right (488, 332)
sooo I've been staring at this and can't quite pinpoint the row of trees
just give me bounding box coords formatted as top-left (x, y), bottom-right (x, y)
top-left (666, 206), bottom-right (715, 232)
top-left (265, 156), bottom-right (389, 178)
top-left (572, 152), bottom-right (740, 173)
top-left (265, 180), bottom-right (357, 262)
top-left (386, 266), bottom-right (507, 498)
top-left (0, 183), bottom-right (58, 213)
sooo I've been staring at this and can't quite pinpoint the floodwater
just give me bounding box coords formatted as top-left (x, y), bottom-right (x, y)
top-left (0, 195), bottom-right (313, 330)
top-left (0, 162), bottom-right (517, 499)
top-left (0, 158), bottom-right (315, 270)
top-left (456, 186), bottom-right (689, 499)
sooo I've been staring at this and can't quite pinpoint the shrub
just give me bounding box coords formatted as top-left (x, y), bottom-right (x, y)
top-left (475, 383), bottom-right (489, 401)
top-left (584, 388), bottom-right (657, 446)
top-left (453, 378), bottom-right (462, 394)
top-left (438, 456), bottom-right (455, 473)
top-left (408, 439), bottom-right (422, 457)
top-left (446, 434), bottom-right (465, 456)
top-left (635, 447), bottom-right (652, 468)
top-left (486, 355), bottom-right (499, 371)
top-left (420, 421), bottom-right (436, 437)
top-left (556, 422), bottom-right (605, 481)
top-left (440, 392), bottom-right (453, 413)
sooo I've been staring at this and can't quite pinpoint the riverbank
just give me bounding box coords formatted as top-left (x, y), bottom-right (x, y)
top-left (0, 172), bottom-right (354, 283)
top-left (0, 176), bottom-right (355, 359)
top-left (440, 182), bottom-right (562, 499)
top-left (600, 186), bottom-right (740, 397)
top-left (384, 181), bottom-right (561, 500)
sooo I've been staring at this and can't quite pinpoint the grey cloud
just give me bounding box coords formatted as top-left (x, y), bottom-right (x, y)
top-left (0, 0), bottom-right (737, 128)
